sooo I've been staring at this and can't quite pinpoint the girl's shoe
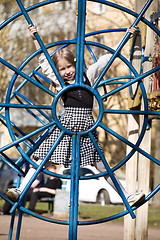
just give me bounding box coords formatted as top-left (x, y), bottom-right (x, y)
top-left (6, 188), bottom-right (21, 202)
top-left (127, 191), bottom-right (145, 207)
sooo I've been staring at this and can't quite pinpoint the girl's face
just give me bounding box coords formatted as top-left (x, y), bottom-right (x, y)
top-left (57, 58), bottom-right (76, 82)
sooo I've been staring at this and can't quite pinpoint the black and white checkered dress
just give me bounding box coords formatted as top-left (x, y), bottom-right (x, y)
top-left (33, 107), bottom-right (102, 168)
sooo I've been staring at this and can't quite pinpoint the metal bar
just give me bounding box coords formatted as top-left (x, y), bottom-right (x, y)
top-left (99, 122), bottom-right (160, 166)
top-left (1, 1), bottom-right (159, 37)
top-left (73, 135), bottom-right (81, 239)
top-left (10, 131), bottom-right (64, 213)
top-left (0, 57), bottom-right (54, 97)
top-left (16, 0), bottom-right (65, 88)
top-left (0, 121), bottom-right (55, 153)
top-left (14, 95), bottom-right (49, 126)
top-left (88, 131), bottom-right (136, 219)
top-left (97, 75), bottom-right (134, 87)
top-left (68, 135), bottom-right (76, 240)
top-left (0, 153), bottom-right (24, 175)
top-left (8, 211), bottom-right (16, 240)
top-left (93, 0), bottom-right (154, 89)
top-left (104, 109), bottom-right (160, 116)
top-left (102, 65), bottom-right (160, 99)
top-left (0, 114), bottom-right (34, 145)
top-left (0, 103), bottom-right (52, 109)
top-left (14, 91), bottom-right (52, 122)
top-left (15, 205), bottom-right (23, 240)
top-left (75, 0), bottom-right (87, 85)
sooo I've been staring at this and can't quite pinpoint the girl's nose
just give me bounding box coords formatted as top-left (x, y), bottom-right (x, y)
top-left (65, 68), bottom-right (70, 74)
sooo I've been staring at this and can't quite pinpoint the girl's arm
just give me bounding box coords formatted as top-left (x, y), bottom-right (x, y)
top-left (86, 26), bottom-right (137, 84)
top-left (28, 25), bottom-right (40, 50)
top-left (28, 25), bottom-right (61, 91)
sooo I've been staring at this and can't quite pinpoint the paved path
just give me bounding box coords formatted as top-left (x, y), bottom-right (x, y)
top-left (0, 215), bottom-right (160, 240)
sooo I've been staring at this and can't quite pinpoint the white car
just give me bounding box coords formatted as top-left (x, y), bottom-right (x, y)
top-left (58, 165), bottom-right (126, 206)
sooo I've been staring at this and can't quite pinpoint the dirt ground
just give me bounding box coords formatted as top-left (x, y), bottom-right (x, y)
top-left (0, 215), bottom-right (160, 240)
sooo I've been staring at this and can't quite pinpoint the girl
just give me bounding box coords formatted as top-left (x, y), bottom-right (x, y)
top-left (7, 25), bottom-right (145, 207)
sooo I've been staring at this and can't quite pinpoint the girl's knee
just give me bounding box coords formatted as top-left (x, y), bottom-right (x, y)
top-left (94, 161), bottom-right (106, 172)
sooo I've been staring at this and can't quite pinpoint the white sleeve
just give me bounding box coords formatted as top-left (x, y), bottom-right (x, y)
top-left (38, 53), bottom-right (61, 91)
top-left (86, 43), bottom-right (120, 85)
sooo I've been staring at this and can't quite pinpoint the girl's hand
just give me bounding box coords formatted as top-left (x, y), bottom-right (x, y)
top-left (28, 24), bottom-right (38, 40)
top-left (127, 25), bottom-right (138, 38)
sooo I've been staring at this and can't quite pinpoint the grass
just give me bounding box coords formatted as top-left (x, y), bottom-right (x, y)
top-left (0, 198), bottom-right (160, 228)
top-left (78, 204), bottom-right (124, 223)
top-left (78, 204), bottom-right (160, 228)
top-left (148, 206), bottom-right (160, 228)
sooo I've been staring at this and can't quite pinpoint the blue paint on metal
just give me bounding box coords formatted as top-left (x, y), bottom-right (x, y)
top-left (102, 65), bottom-right (160, 99)
top-left (93, 0), bottom-right (154, 90)
top-left (68, 135), bottom-right (76, 238)
top-left (14, 91), bottom-right (52, 123)
top-left (0, 0), bottom-right (159, 239)
top-left (89, 131), bottom-right (136, 218)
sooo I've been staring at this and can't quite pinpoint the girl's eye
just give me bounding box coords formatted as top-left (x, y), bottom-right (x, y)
top-left (59, 68), bottom-right (65, 71)
top-left (67, 64), bottom-right (72, 68)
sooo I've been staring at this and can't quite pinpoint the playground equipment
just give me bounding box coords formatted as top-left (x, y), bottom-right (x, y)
top-left (0, 0), bottom-right (160, 239)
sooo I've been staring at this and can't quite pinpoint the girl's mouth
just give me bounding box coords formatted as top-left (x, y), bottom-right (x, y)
top-left (65, 73), bottom-right (74, 80)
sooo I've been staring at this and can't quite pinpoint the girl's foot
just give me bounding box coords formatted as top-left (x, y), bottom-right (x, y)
top-left (6, 188), bottom-right (21, 202)
top-left (127, 191), bottom-right (145, 207)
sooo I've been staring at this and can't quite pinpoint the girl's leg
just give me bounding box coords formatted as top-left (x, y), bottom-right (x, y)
top-left (94, 161), bottom-right (145, 206)
top-left (93, 161), bottom-right (130, 198)
top-left (18, 166), bottom-right (38, 192)
top-left (6, 159), bottom-right (50, 201)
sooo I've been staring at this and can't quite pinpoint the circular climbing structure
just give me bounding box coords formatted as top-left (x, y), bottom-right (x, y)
top-left (0, 0), bottom-right (160, 239)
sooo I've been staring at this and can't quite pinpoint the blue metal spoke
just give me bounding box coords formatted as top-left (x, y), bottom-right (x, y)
top-left (0, 121), bottom-right (56, 153)
top-left (69, 135), bottom-right (76, 239)
top-left (0, 153), bottom-right (24, 175)
top-left (0, 113), bottom-right (34, 146)
top-left (93, 0), bottom-right (154, 90)
top-left (1, 1), bottom-right (159, 37)
top-left (0, 102), bottom-right (52, 110)
top-left (0, 192), bottom-right (68, 225)
top-left (101, 65), bottom-right (160, 99)
top-left (14, 92), bottom-right (52, 123)
top-left (78, 184), bottom-right (160, 225)
top-left (73, 135), bottom-right (81, 239)
top-left (16, 0), bottom-right (65, 89)
top-left (75, 0), bottom-right (87, 85)
top-left (104, 109), bottom-right (160, 117)
top-left (10, 130), bottom-right (65, 214)
top-left (90, 0), bottom-right (160, 36)
top-left (85, 40), bottom-right (139, 78)
top-left (0, 57), bottom-right (54, 97)
top-left (99, 122), bottom-right (160, 166)
top-left (88, 131), bottom-right (136, 219)
top-left (32, 70), bottom-right (51, 84)
top-left (0, 0), bottom-right (159, 237)
top-left (97, 75), bottom-right (135, 88)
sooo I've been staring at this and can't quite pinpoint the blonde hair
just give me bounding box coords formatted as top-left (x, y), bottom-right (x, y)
top-left (48, 48), bottom-right (76, 97)
top-left (52, 48), bottom-right (76, 69)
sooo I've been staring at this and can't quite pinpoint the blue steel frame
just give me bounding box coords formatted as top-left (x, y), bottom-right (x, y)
top-left (0, 0), bottom-right (160, 239)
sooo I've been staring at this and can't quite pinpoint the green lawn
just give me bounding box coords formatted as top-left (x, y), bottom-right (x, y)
top-left (0, 199), bottom-right (160, 228)
top-left (78, 204), bottom-right (160, 228)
